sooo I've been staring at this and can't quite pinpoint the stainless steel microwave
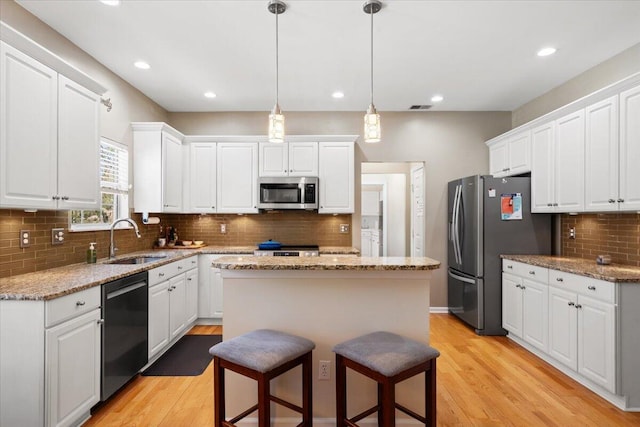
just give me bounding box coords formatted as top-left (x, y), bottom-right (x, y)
top-left (257, 177), bottom-right (318, 210)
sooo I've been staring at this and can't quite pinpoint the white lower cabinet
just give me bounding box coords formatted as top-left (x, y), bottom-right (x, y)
top-left (501, 261), bottom-right (548, 352)
top-left (198, 254), bottom-right (248, 320)
top-left (0, 287), bottom-right (101, 427)
top-left (503, 259), bottom-right (628, 406)
top-left (148, 256), bottom-right (198, 360)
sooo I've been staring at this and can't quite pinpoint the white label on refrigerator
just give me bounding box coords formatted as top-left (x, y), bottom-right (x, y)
top-left (488, 188), bottom-right (496, 198)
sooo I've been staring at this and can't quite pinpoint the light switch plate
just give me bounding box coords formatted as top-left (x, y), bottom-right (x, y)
top-left (19, 230), bottom-right (31, 248)
top-left (52, 228), bottom-right (65, 245)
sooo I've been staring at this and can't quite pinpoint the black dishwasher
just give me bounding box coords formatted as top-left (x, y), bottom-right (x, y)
top-left (101, 271), bottom-right (148, 401)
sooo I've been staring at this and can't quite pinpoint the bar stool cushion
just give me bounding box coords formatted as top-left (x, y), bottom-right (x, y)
top-left (209, 329), bottom-right (316, 373)
top-left (333, 331), bottom-right (440, 377)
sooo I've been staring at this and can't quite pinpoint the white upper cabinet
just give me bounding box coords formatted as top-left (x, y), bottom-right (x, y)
top-left (488, 130), bottom-right (531, 177)
top-left (619, 85), bottom-right (640, 211)
top-left (184, 142), bottom-right (217, 213)
top-left (57, 75), bottom-right (100, 209)
top-left (132, 122), bottom-right (184, 213)
top-left (318, 141), bottom-right (354, 214)
top-left (585, 96), bottom-right (619, 211)
top-left (259, 141), bottom-right (318, 177)
top-left (554, 110), bottom-right (585, 212)
top-left (0, 41), bottom-right (100, 210)
top-left (217, 142), bottom-right (258, 213)
top-left (531, 122), bottom-right (555, 212)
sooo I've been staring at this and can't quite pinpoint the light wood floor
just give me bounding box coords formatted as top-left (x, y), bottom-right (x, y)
top-left (85, 315), bottom-right (640, 426)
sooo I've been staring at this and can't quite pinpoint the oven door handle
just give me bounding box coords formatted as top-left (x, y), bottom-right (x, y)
top-left (106, 281), bottom-right (147, 300)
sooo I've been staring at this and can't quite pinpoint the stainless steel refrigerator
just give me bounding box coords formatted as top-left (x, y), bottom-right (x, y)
top-left (447, 175), bottom-right (552, 335)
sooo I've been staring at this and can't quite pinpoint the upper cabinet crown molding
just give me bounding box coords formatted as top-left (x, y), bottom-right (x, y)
top-left (131, 122), bottom-right (184, 141)
top-left (0, 21), bottom-right (107, 96)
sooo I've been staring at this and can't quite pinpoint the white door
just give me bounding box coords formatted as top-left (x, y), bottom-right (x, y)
top-left (185, 268), bottom-right (198, 324)
top-left (585, 96), bottom-right (619, 212)
top-left (259, 142), bottom-right (288, 177)
top-left (212, 267), bottom-right (224, 318)
top-left (554, 110), bottom-right (585, 212)
top-left (531, 122), bottom-right (555, 212)
top-left (57, 75), bottom-right (100, 210)
top-left (162, 132), bottom-right (183, 212)
top-left (501, 273), bottom-right (523, 337)
top-left (548, 287), bottom-right (578, 369)
top-left (188, 143), bottom-right (217, 213)
top-left (489, 139), bottom-right (508, 177)
top-left (361, 230), bottom-right (372, 257)
top-left (217, 143), bottom-right (258, 213)
top-left (619, 85), bottom-right (640, 211)
top-left (411, 166), bottom-right (425, 257)
top-left (45, 309), bottom-right (100, 427)
top-left (0, 41), bottom-right (58, 209)
top-left (318, 141), bottom-right (354, 213)
top-left (148, 281), bottom-right (170, 358)
top-left (288, 142), bottom-right (318, 176)
top-left (577, 295), bottom-right (616, 392)
top-left (169, 274), bottom-right (187, 340)
top-left (522, 279), bottom-right (549, 352)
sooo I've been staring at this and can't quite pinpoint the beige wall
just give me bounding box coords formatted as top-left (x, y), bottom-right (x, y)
top-left (169, 111), bottom-right (512, 307)
top-left (512, 43), bottom-right (640, 127)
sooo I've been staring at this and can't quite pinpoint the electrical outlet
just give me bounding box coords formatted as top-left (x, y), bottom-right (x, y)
top-left (19, 230), bottom-right (31, 248)
top-left (51, 228), bottom-right (65, 245)
top-left (319, 360), bottom-right (331, 380)
top-left (569, 227), bottom-right (576, 239)
top-left (220, 224), bottom-right (227, 234)
top-left (339, 224), bottom-right (349, 233)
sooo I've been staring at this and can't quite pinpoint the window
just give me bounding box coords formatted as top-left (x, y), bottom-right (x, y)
top-left (70, 138), bottom-right (129, 231)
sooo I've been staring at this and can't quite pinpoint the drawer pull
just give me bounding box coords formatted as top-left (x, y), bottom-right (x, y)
top-left (556, 277), bottom-right (564, 282)
top-left (191, 260), bottom-right (197, 264)
top-left (608, 199), bottom-right (615, 203)
top-left (618, 198), bottom-right (624, 203)
top-left (159, 272), bottom-right (165, 277)
top-left (576, 304), bottom-right (582, 309)
top-left (516, 284), bottom-right (522, 289)
top-left (521, 285), bottom-right (526, 290)
top-left (507, 265), bottom-right (513, 269)
top-left (187, 278), bottom-right (192, 281)
top-left (76, 301), bottom-right (86, 306)
top-left (178, 266), bottom-right (183, 270)
top-left (528, 271), bottom-right (535, 275)
top-left (587, 285), bottom-right (596, 291)
top-left (568, 302), bottom-right (575, 307)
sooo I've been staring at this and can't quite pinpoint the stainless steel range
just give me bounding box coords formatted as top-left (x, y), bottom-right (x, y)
top-left (253, 245), bottom-right (319, 257)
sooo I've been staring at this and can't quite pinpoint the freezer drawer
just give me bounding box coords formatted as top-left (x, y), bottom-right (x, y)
top-left (448, 268), bottom-right (483, 330)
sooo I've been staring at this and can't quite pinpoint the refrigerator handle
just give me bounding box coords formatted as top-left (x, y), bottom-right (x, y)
top-left (451, 185), bottom-right (459, 262)
top-left (453, 184), bottom-right (462, 264)
top-left (448, 269), bottom-right (476, 284)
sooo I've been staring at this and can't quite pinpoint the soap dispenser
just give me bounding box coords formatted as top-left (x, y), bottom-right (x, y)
top-left (87, 242), bottom-right (97, 264)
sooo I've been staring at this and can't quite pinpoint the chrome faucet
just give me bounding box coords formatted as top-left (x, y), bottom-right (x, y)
top-left (109, 218), bottom-right (142, 258)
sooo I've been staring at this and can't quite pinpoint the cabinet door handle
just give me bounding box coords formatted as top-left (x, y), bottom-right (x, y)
top-left (61, 196), bottom-right (69, 201)
top-left (556, 277), bottom-right (563, 282)
top-left (587, 285), bottom-right (596, 291)
top-left (568, 301), bottom-right (575, 306)
top-left (618, 198), bottom-right (624, 203)
top-left (52, 195), bottom-right (60, 200)
top-left (97, 319), bottom-right (105, 325)
top-left (608, 199), bottom-right (616, 203)
top-left (178, 266), bottom-right (183, 270)
top-left (191, 260), bottom-right (197, 264)
top-left (502, 168), bottom-right (509, 172)
top-left (159, 272), bottom-right (165, 277)
top-left (76, 301), bottom-right (86, 306)
top-left (553, 203), bottom-right (558, 206)
top-left (515, 284), bottom-right (521, 289)
top-left (575, 304), bottom-right (582, 309)
top-left (507, 265), bottom-right (513, 269)
top-left (529, 271), bottom-right (535, 275)
top-left (521, 285), bottom-right (526, 290)
top-left (547, 203), bottom-right (553, 207)
top-left (212, 206), bottom-right (215, 209)
top-left (187, 278), bottom-right (192, 281)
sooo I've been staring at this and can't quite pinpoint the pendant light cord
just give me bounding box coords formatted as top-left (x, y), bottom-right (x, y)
top-left (370, 6), bottom-right (374, 106)
top-left (275, 7), bottom-right (279, 106)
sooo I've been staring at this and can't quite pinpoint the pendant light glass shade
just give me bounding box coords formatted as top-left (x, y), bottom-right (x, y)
top-left (268, 0), bottom-right (286, 143)
top-left (363, 0), bottom-right (382, 143)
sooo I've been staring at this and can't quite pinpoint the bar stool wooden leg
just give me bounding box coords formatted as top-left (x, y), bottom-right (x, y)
top-left (302, 352), bottom-right (313, 426)
top-left (381, 379), bottom-right (395, 427)
top-left (257, 375), bottom-right (270, 427)
top-left (213, 357), bottom-right (225, 427)
top-left (336, 354), bottom-right (347, 427)
top-left (426, 359), bottom-right (437, 427)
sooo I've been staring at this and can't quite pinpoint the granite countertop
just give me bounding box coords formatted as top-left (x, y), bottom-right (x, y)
top-left (211, 255), bottom-right (440, 271)
top-left (0, 245), bottom-right (363, 301)
top-left (501, 255), bottom-right (640, 283)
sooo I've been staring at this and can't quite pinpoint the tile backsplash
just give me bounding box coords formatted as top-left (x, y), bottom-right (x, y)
top-left (0, 209), bottom-right (351, 278)
top-left (562, 213), bottom-right (640, 267)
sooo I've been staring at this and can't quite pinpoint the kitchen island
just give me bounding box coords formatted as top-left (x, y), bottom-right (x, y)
top-left (211, 255), bottom-right (440, 425)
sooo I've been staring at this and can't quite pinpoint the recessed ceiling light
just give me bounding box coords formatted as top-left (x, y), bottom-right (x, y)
top-left (100, 0), bottom-right (120, 6)
top-left (134, 61), bottom-right (150, 70)
top-left (431, 95), bottom-right (444, 103)
top-left (537, 47), bottom-right (557, 57)
top-left (204, 92), bottom-right (217, 99)
top-left (332, 91), bottom-right (345, 99)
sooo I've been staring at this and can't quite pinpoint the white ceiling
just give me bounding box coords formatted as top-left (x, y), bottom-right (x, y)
top-left (15, 0), bottom-right (640, 113)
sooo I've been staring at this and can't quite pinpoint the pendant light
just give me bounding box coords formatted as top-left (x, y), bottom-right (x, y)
top-left (268, 0), bottom-right (286, 143)
top-left (363, 0), bottom-right (382, 143)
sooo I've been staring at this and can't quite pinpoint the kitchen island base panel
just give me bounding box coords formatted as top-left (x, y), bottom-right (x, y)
top-left (221, 269), bottom-right (432, 422)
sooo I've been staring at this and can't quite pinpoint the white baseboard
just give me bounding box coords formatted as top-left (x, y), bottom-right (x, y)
top-left (429, 306), bottom-right (449, 314)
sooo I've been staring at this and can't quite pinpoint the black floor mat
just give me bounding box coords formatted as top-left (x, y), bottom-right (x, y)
top-left (142, 334), bottom-right (222, 376)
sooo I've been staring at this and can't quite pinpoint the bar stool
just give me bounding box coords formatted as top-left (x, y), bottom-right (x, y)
top-left (209, 329), bottom-right (315, 427)
top-left (333, 331), bottom-right (440, 427)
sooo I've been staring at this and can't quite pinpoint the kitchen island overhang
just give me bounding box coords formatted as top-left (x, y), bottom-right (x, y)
top-left (212, 255), bottom-right (440, 424)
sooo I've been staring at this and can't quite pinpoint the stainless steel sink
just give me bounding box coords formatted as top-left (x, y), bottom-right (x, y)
top-left (106, 256), bottom-right (167, 265)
